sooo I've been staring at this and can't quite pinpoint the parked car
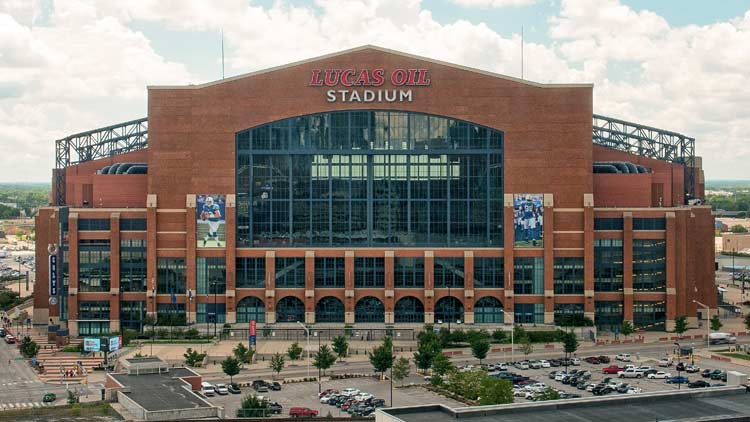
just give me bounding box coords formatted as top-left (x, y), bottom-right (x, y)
top-left (496, 362), bottom-right (509, 371)
top-left (688, 380), bottom-right (711, 389)
top-left (214, 384), bottom-right (229, 395)
top-left (709, 371), bottom-right (725, 380)
top-left (549, 359), bottom-right (561, 367)
top-left (529, 360), bottom-right (542, 369)
top-left (658, 358), bottom-right (673, 367)
top-left (602, 365), bottom-right (625, 374)
top-left (571, 357), bottom-right (581, 366)
top-left (0, 328), bottom-right (6, 337)
top-left (341, 388), bottom-right (360, 396)
top-left (615, 383), bottom-right (630, 394)
top-left (228, 383), bottom-right (241, 394)
top-left (584, 356), bottom-right (600, 365)
top-left (539, 360), bottom-right (551, 368)
top-left (618, 368), bottom-right (645, 378)
top-left (598, 355), bottom-right (611, 364)
top-left (201, 382), bottom-right (216, 397)
top-left (701, 369), bottom-right (714, 378)
top-left (269, 402), bottom-right (283, 414)
top-left (515, 361), bottom-right (530, 370)
top-left (319, 389), bottom-right (338, 398)
top-left (647, 371), bottom-right (672, 379)
top-left (666, 376), bottom-right (690, 384)
top-left (270, 381), bottom-right (282, 391)
top-left (615, 353), bottom-right (631, 362)
top-left (42, 393), bottom-right (56, 403)
top-left (675, 362), bottom-right (686, 372)
top-left (685, 364), bottom-right (700, 373)
top-left (4, 335), bottom-right (15, 344)
top-left (626, 387), bottom-right (642, 394)
top-left (592, 385), bottom-right (614, 396)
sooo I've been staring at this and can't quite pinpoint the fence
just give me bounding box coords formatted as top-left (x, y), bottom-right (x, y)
top-left (223, 327), bottom-right (417, 342)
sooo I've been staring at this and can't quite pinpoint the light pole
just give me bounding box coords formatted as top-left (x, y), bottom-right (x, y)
top-left (510, 324), bottom-right (515, 364)
top-left (296, 321), bottom-right (310, 378)
top-left (674, 342), bottom-right (682, 390)
top-left (693, 300), bottom-right (711, 348)
top-left (447, 284), bottom-right (452, 334)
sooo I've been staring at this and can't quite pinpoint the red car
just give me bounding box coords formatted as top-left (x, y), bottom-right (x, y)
top-left (4, 335), bottom-right (15, 344)
top-left (290, 407), bottom-right (319, 417)
top-left (602, 365), bottom-right (625, 374)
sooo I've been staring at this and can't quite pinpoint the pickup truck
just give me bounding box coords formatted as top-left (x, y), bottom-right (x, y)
top-left (602, 365), bottom-right (625, 374)
top-left (617, 368), bottom-right (645, 378)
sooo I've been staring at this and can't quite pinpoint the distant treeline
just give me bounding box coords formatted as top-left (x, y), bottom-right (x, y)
top-left (0, 183), bottom-right (50, 217)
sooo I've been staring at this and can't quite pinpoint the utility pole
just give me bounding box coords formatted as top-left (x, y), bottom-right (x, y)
top-left (296, 321), bottom-right (310, 378)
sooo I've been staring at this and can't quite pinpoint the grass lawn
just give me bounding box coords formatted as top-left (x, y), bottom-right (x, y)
top-left (719, 352), bottom-right (750, 361)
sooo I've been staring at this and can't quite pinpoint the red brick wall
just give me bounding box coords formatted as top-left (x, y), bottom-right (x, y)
top-left (65, 150), bottom-right (148, 207)
top-left (594, 173), bottom-right (652, 207)
top-left (148, 47), bottom-right (593, 209)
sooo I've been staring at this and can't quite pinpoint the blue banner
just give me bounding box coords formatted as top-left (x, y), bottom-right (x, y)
top-left (49, 254), bottom-right (58, 296)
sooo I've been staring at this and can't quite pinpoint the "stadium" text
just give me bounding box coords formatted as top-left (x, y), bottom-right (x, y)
top-left (326, 89), bottom-right (412, 103)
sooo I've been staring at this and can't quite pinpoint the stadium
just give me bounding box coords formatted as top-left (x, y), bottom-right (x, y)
top-left (33, 46), bottom-right (716, 336)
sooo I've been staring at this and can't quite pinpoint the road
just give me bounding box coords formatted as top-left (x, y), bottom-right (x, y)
top-left (203, 338), bottom-right (750, 383)
top-left (0, 339), bottom-right (101, 411)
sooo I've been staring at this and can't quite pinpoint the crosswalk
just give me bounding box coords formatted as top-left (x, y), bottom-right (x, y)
top-left (0, 380), bottom-right (42, 387)
top-left (0, 402), bottom-right (53, 411)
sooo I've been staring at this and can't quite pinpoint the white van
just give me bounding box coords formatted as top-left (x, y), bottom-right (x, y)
top-left (709, 332), bottom-right (737, 345)
top-left (201, 382), bottom-right (215, 396)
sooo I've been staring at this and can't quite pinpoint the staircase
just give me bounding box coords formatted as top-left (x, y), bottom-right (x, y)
top-left (23, 331), bottom-right (102, 385)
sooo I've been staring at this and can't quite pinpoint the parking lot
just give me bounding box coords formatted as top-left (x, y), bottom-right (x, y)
top-left (205, 376), bottom-right (464, 418)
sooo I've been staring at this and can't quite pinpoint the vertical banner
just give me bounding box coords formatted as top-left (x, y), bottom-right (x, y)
top-left (196, 195), bottom-right (226, 248)
top-left (249, 320), bottom-right (257, 347)
top-left (49, 254), bottom-right (58, 297)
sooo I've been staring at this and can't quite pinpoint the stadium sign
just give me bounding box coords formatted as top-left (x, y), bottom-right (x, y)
top-left (309, 68), bottom-right (431, 103)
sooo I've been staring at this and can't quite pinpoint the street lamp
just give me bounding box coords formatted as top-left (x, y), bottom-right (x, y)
top-left (673, 342), bottom-right (682, 390)
top-left (693, 300), bottom-right (711, 348)
top-left (295, 321), bottom-right (311, 378)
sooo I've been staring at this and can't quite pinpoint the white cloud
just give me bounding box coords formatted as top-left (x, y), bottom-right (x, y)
top-left (448, 0), bottom-right (537, 8)
top-left (0, 0), bottom-right (748, 182)
top-left (550, 0), bottom-right (750, 179)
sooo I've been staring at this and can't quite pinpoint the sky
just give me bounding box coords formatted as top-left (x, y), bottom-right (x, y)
top-left (1, 0), bottom-right (749, 182)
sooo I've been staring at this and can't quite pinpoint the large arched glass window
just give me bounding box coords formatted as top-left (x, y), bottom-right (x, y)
top-left (355, 296), bottom-right (384, 323)
top-left (276, 296), bottom-right (305, 323)
top-left (236, 296), bottom-right (265, 323)
top-left (236, 111), bottom-right (504, 248)
top-left (474, 296), bottom-right (504, 324)
top-left (394, 297), bottom-right (424, 323)
top-left (434, 296), bottom-right (463, 324)
top-left (315, 296), bottom-right (345, 323)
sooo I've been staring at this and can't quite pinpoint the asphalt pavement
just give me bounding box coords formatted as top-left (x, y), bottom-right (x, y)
top-left (0, 339), bottom-right (101, 411)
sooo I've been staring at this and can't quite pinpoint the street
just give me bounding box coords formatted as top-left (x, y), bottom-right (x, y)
top-left (0, 339), bottom-right (101, 411)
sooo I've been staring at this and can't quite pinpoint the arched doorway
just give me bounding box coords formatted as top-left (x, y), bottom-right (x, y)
top-left (315, 296), bottom-right (345, 323)
top-left (276, 296), bottom-right (305, 323)
top-left (394, 297), bottom-right (425, 323)
top-left (355, 296), bottom-right (384, 323)
top-left (474, 296), bottom-right (504, 324)
top-left (434, 296), bottom-right (463, 324)
top-left (236, 296), bottom-right (265, 323)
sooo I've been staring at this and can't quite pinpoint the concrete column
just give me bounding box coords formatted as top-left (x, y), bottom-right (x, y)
top-left (384, 251), bottom-right (395, 314)
top-left (543, 194), bottom-right (555, 323)
top-left (666, 212), bottom-right (677, 324)
top-left (304, 251), bottom-right (315, 323)
top-left (623, 212), bottom-right (634, 322)
top-left (344, 251), bottom-right (354, 323)
top-left (68, 213), bottom-right (79, 323)
top-left (265, 251), bottom-right (276, 323)
top-left (464, 251), bottom-right (474, 319)
top-left (583, 194), bottom-right (595, 316)
top-left (225, 195), bottom-right (236, 322)
top-left (146, 194), bottom-right (158, 317)
top-left (424, 251), bottom-right (434, 315)
top-left (109, 213), bottom-right (121, 329)
top-left (503, 194), bottom-right (515, 319)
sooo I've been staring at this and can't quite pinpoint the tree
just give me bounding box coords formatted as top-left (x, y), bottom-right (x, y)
top-left (444, 368), bottom-right (485, 400)
top-left (744, 314), bottom-right (750, 331)
top-left (619, 320), bottom-right (635, 338)
top-left (287, 342), bottom-right (303, 360)
top-left (562, 331), bottom-right (579, 373)
top-left (535, 387), bottom-right (561, 401)
top-left (710, 315), bottom-right (723, 332)
top-left (19, 336), bottom-right (39, 358)
top-left (221, 357), bottom-right (241, 383)
top-left (392, 357), bottom-right (411, 386)
top-left (731, 224), bottom-right (748, 234)
top-left (430, 353), bottom-right (453, 377)
top-left (313, 345), bottom-right (337, 376)
top-left (270, 353), bottom-right (285, 378)
top-left (183, 348), bottom-right (207, 367)
top-left (414, 328), bottom-right (442, 373)
top-left (477, 378), bottom-right (513, 405)
top-left (470, 338), bottom-right (490, 365)
top-left (674, 316), bottom-right (688, 336)
top-left (237, 394), bottom-right (271, 418)
top-left (233, 343), bottom-right (255, 364)
top-left (369, 337), bottom-right (395, 378)
top-left (520, 336), bottom-right (534, 357)
top-left (331, 336), bottom-right (349, 362)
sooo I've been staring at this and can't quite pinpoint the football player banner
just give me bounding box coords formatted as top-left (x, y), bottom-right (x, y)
top-left (196, 194), bottom-right (226, 248)
top-left (513, 194), bottom-right (544, 247)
